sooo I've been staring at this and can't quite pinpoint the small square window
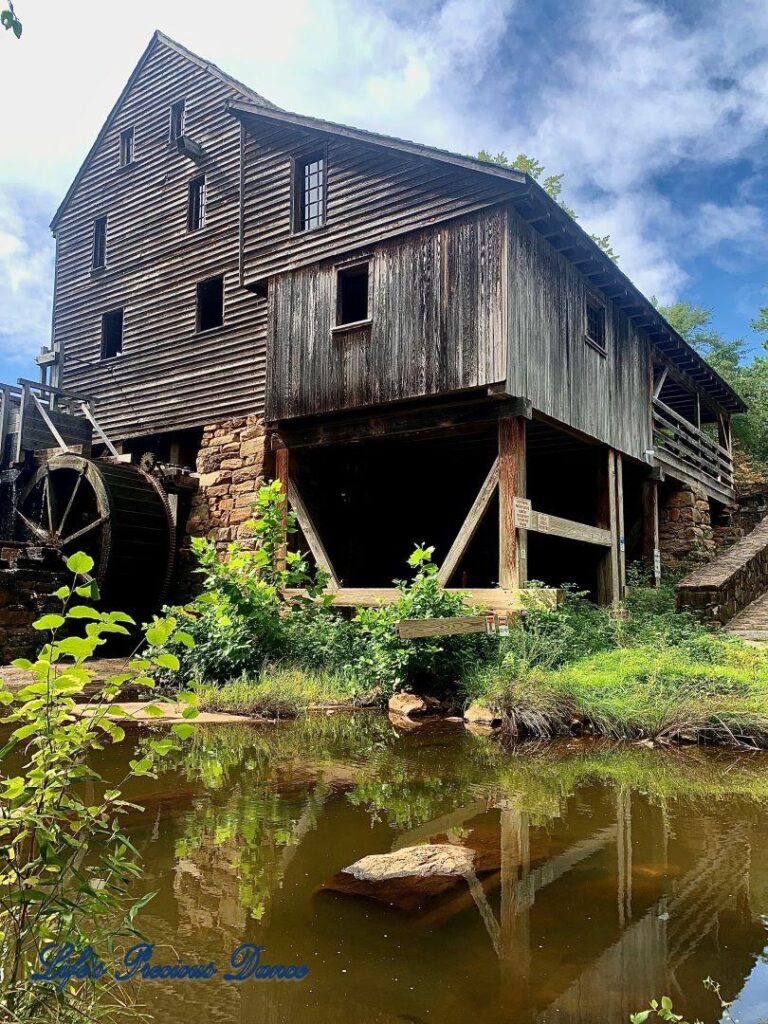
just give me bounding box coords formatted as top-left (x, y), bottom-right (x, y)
top-left (294, 152), bottom-right (326, 232)
top-left (101, 309), bottom-right (123, 359)
top-left (188, 175), bottom-right (205, 231)
top-left (119, 127), bottom-right (134, 167)
top-left (585, 294), bottom-right (606, 353)
top-left (336, 263), bottom-right (370, 326)
top-left (169, 99), bottom-right (186, 142)
top-left (197, 275), bottom-right (224, 332)
top-left (92, 216), bottom-right (107, 270)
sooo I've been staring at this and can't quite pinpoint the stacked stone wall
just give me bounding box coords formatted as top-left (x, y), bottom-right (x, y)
top-left (0, 545), bottom-right (69, 663)
top-left (658, 484), bottom-right (715, 568)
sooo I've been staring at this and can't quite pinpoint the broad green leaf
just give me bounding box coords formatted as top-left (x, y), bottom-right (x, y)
top-left (153, 653), bottom-right (179, 671)
top-left (53, 586), bottom-right (70, 600)
top-left (141, 705), bottom-right (165, 718)
top-left (67, 605), bottom-right (101, 620)
top-left (171, 723), bottom-right (195, 740)
top-left (32, 614), bottom-right (65, 631)
top-left (10, 658), bottom-right (32, 670)
top-left (0, 777), bottom-right (25, 800)
top-left (66, 552), bottom-right (95, 575)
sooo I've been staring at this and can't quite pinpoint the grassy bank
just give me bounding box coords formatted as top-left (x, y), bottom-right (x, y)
top-left (196, 666), bottom-right (379, 717)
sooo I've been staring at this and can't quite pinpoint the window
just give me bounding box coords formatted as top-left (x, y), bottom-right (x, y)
top-left (197, 275), bottom-right (224, 332)
top-left (294, 152), bottom-right (326, 231)
top-left (101, 309), bottom-right (123, 359)
top-left (585, 294), bottom-right (606, 353)
top-left (336, 262), bottom-right (370, 326)
top-left (187, 175), bottom-right (206, 231)
top-left (119, 127), bottom-right (134, 167)
top-left (169, 99), bottom-right (186, 142)
top-left (92, 216), bottom-right (107, 270)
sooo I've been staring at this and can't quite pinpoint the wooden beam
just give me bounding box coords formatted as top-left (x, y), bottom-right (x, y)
top-left (596, 449), bottom-right (620, 606)
top-left (523, 509), bottom-right (612, 547)
top-left (438, 457), bottom-right (499, 586)
top-left (285, 478), bottom-right (340, 589)
top-left (616, 453), bottom-right (626, 595)
top-left (396, 615), bottom-right (490, 639)
top-left (274, 445), bottom-right (289, 572)
top-left (283, 587), bottom-right (562, 612)
top-left (642, 478), bottom-right (660, 586)
top-left (498, 417), bottom-right (526, 589)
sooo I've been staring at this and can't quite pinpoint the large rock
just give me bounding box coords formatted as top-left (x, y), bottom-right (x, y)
top-left (463, 702), bottom-right (501, 726)
top-left (345, 844), bottom-right (474, 882)
top-left (388, 693), bottom-right (438, 718)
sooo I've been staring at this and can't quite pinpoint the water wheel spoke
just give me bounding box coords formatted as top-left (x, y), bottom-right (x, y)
top-left (44, 476), bottom-right (56, 534)
top-left (60, 513), bottom-right (109, 547)
top-left (15, 507), bottom-right (51, 542)
top-left (57, 467), bottom-right (85, 539)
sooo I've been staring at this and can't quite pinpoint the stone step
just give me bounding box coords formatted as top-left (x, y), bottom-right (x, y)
top-left (727, 591), bottom-right (768, 643)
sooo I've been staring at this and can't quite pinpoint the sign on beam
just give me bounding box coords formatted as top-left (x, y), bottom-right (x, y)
top-left (513, 497), bottom-right (532, 529)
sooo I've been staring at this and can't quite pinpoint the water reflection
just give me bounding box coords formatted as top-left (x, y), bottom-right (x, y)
top-left (105, 717), bottom-right (768, 1024)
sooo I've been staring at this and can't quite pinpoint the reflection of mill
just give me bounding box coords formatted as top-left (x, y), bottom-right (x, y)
top-left (404, 789), bottom-right (753, 1024)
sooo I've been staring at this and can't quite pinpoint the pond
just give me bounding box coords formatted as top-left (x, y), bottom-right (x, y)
top-left (98, 715), bottom-right (768, 1024)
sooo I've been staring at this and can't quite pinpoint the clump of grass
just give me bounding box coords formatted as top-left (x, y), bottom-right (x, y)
top-left (467, 641), bottom-right (768, 747)
top-left (196, 665), bottom-right (379, 718)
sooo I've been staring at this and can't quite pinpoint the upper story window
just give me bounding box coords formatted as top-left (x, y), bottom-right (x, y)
top-left (197, 275), bottom-right (224, 332)
top-left (119, 127), bottom-right (134, 167)
top-left (101, 309), bottom-right (123, 359)
top-left (585, 293), bottom-right (606, 354)
top-left (92, 216), bottom-right (107, 270)
top-left (335, 262), bottom-right (370, 328)
top-left (169, 99), bottom-right (186, 142)
top-left (294, 151), bottom-right (326, 232)
top-left (188, 175), bottom-right (206, 231)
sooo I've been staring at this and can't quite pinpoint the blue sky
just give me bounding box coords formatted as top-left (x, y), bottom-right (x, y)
top-left (1, 0), bottom-right (767, 385)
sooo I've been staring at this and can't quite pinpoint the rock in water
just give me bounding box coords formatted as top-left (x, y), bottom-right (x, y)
top-left (388, 693), bottom-right (434, 717)
top-left (463, 701), bottom-right (501, 725)
top-left (344, 844), bottom-right (474, 881)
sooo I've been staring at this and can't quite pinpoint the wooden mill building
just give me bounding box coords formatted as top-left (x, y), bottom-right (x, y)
top-left (26, 31), bottom-right (745, 606)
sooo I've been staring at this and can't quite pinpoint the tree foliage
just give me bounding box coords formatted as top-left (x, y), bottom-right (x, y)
top-left (476, 150), bottom-right (619, 261)
top-left (1, 0), bottom-right (21, 38)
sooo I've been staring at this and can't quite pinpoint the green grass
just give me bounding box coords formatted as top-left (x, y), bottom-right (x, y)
top-left (195, 665), bottom-right (379, 717)
top-left (467, 639), bottom-right (768, 747)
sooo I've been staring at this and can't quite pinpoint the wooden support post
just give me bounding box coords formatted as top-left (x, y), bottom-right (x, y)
top-left (498, 417), bottom-right (526, 589)
top-left (438, 457), bottom-right (499, 586)
top-left (642, 478), bottom-right (660, 586)
top-left (597, 449), bottom-right (621, 606)
top-left (274, 445), bottom-right (289, 572)
top-left (286, 478), bottom-right (340, 588)
top-left (616, 452), bottom-right (626, 596)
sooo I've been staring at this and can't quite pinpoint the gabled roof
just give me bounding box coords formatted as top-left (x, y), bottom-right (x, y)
top-left (229, 100), bottom-right (746, 415)
top-left (49, 30), bottom-right (276, 232)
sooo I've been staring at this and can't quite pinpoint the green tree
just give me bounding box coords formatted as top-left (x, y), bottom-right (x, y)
top-left (1, 1), bottom-right (21, 38)
top-left (476, 150), bottom-right (619, 261)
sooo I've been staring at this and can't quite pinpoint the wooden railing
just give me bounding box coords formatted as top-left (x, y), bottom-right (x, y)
top-left (652, 397), bottom-right (734, 498)
top-left (0, 383), bottom-right (22, 467)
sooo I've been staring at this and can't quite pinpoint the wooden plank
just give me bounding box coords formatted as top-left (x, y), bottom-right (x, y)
top-left (596, 449), bottom-right (620, 605)
top-left (396, 616), bottom-right (489, 639)
top-left (285, 477), bottom-right (340, 589)
top-left (526, 510), bottom-right (612, 547)
top-left (274, 445), bottom-right (289, 572)
top-left (498, 417), bottom-right (526, 589)
top-left (438, 457), bottom-right (499, 585)
top-left (282, 587), bottom-right (561, 611)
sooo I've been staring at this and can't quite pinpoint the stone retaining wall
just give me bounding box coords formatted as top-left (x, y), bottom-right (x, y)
top-left (658, 483), bottom-right (715, 568)
top-left (0, 545), bottom-right (69, 663)
top-left (675, 516), bottom-right (768, 625)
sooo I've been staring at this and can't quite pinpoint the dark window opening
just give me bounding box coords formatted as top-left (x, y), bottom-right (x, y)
top-left (101, 309), bottom-right (123, 359)
top-left (188, 175), bottom-right (205, 231)
top-left (295, 152), bottom-right (325, 231)
top-left (169, 99), bottom-right (186, 142)
top-left (336, 263), bottom-right (370, 325)
top-left (119, 127), bottom-right (134, 167)
top-left (585, 295), bottom-right (606, 352)
top-left (92, 216), bottom-right (107, 270)
top-left (197, 275), bottom-right (224, 332)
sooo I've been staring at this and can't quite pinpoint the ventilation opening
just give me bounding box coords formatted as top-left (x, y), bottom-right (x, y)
top-left (336, 263), bottom-right (370, 326)
top-left (101, 309), bottom-right (123, 359)
top-left (197, 276), bottom-right (223, 332)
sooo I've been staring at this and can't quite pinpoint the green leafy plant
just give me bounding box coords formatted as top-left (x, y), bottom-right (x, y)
top-left (631, 978), bottom-right (738, 1024)
top-left (168, 480), bottom-right (329, 682)
top-left (0, 552), bottom-right (198, 1021)
top-left (1, 1), bottom-right (21, 38)
top-left (351, 545), bottom-right (492, 693)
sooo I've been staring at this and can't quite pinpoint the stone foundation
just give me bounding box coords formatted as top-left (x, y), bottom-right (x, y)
top-left (658, 483), bottom-right (715, 568)
top-left (0, 545), bottom-right (69, 663)
top-left (179, 416), bottom-right (273, 588)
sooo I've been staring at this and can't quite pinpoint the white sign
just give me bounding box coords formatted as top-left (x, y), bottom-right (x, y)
top-left (653, 548), bottom-right (661, 579)
top-left (537, 513), bottom-right (550, 534)
top-left (513, 497), bottom-right (532, 529)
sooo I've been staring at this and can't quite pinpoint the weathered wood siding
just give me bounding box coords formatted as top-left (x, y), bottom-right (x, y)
top-left (268, 208), bottom-right (507, 420)
top-left (55, 39), bottom-right (268, 440)
top-left (240, 121), bottom-right (511, 284)
top-left (507, 208), bottom-right (652, 461)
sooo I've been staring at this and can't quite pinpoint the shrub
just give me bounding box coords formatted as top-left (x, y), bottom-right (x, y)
top-left (350, 545), bottom-right (493, 693)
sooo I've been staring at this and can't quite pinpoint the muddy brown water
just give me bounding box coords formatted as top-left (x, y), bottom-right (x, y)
top-left (29, 717), bottom-right (768, 1022)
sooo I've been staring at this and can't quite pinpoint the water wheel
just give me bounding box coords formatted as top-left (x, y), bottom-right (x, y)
top-left (16, 453), bottom-right (175, 622)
